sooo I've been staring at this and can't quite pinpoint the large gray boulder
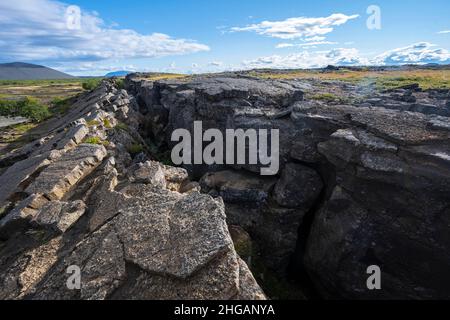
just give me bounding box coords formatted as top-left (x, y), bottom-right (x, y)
top-left (273, 163), bottom-right (323, 209)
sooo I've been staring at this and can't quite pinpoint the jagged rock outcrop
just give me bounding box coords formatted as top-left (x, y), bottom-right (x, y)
top-left (127, 73), bottom-right (450, 299)
top-left (1, 71), bottom-right (449, 300)
top-left (0, 80), bottom-right (265, 300)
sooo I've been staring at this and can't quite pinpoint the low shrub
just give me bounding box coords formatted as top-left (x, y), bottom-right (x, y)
top-left (0, 97), bottom-right (51, 122)
top-left (82, 78), bottom-right (102, 91)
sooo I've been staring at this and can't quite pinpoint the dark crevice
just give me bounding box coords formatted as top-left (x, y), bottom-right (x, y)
top-left (286, 161), bottom-right (336, 300)
top-left (125, 83), bottom-right (335, 300)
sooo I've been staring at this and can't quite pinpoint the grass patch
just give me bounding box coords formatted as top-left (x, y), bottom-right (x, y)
top-left (0, 97), bottom-right (51, 122)
top-left (249, 69), bottom-right (450, 90)
top-left (0, 79), bottom-right (87, 87)
top-left (0, 122), bottom-right (38, 148)
top-left (137, 73), bottom-right (189, 81)
top-left (9, 123), bottom-right (36, 135)
top-left (83, 136), bottom-right (103, 145)
top-left (310, 93), bottom-right (340, 103)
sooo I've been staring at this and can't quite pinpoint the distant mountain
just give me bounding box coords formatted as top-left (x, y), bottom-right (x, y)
top-left (105, 71), bottom-right (133, 77)
top-left (0, 62), bottom-right (74, 80)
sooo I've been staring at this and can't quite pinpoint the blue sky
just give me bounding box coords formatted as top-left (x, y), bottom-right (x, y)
top-left (0, 0), bottom-right (449, 75)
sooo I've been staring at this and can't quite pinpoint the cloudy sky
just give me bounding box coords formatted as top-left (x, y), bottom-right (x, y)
top-left (0, 0), bottom-right (449, 76)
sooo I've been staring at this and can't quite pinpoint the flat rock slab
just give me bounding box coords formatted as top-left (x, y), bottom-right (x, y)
top-left (115, 186), bottom-right (232, 279)
top-left (0, 154), bottom-right (51, 207)
top-left (200, 170), bottom-right (277, 203)
top-left (25, 144), bottom-right (107, 200)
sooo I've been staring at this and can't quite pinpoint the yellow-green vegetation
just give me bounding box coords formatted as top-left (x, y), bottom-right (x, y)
top-left (371, 71), bottom-right (450, 90)
top-left (127, 143), bottom-right (144, 156)
top-left (0, 122), bottom-right (39, 152)
top-left (0, 79), bottom-right (85, 86)
top-left (5, 123), bottom-right (36, 138)
top-left (103, 118), bottom-right (112, 128)
top-left (0, 78), bottom-right (90, 123)
top-left (83, 136), bottom-right (103, 145)
top-left (86, 119), bottom-right (101, 127)
top-left (249, 69), bottom-right (450, 90)
top-left (84, 135), bottom-right (111, 147)
top-left (0, 97), bottom-right (51, 122)
top-left (138, 73), bottom-right (189, 81)
top-left (0, 79), bottom-right (85, 104)
top-left (114, 78), bottom-right (126, 90)
top-left (81, 78), bottom-right (103, 91)
top-left (310, 93), bottom-right (340, 103)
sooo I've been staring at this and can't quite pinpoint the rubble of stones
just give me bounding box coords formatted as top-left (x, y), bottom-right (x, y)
top-left (0, 80), bottom-right (265, 300)
top-left (127, 71), bottom-right (450, 299)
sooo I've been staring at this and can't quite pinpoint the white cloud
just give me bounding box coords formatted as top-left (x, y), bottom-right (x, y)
top-left (276, 43), bottom-right (295, 49)
top-left (242, 48), bottom-right (368, 69)
top-left (373, 42), bottom-right (450, 65)
top-left (277, 41), bottom-right (338, 49)
top-left (305, 36), bottom-right (327, 42)
top-left (244, 42), bottom-right (450, 70)
top-left (437, 30), bottom-right (450, 34)
top-left (209, 61), bottom-right (223, 66)
top-left (231, 13), bottom-right (359, 40)
top-left (0, 0), bottom-right (210, 63)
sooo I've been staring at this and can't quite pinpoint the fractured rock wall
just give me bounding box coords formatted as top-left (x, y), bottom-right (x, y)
top-left (127, 73), bottom-right (450, 299)
top-left (0, 80), bottom-right (265, 300)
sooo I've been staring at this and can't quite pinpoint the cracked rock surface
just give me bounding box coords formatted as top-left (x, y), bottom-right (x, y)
top-left (128, 72), bottom-right (450, 299)
top-left (0, 80), bottom-right (265, 300)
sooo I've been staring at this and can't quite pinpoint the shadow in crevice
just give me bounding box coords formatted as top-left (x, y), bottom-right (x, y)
top-left (286, 160), bottom-right (337, 300)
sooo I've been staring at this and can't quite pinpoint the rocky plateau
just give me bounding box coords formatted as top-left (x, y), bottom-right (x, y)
top-left (1, 70), bottom-right (449, 300)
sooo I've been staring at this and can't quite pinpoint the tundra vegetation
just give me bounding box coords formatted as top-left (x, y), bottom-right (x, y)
top-left (0, 77), bottom-right (102, 150)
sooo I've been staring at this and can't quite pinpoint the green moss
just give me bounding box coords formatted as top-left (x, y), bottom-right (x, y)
top-left (86, 119), bottom-right (101, 127)
top-left (103, 118), bottom-right (112, 129)
top-left (127, 143), bottom-right (144, 156)
top-left (83, 136), bottom-right (102, 145)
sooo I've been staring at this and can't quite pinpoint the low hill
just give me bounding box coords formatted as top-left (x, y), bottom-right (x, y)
top-left (0, 62), bottom-right (74, 80)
